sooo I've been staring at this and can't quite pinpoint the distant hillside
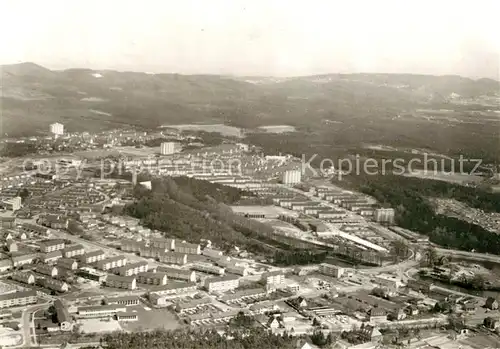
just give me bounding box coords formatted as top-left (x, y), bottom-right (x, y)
top-left (0, 62), bottom-right (498, 137)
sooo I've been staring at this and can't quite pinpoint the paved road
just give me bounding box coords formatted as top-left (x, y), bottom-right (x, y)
top-left (10, 300), bottom-right (51, 348)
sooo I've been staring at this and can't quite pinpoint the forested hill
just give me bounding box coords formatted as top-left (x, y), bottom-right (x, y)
top-left (335, 174), bottom-right (500, 254)
top-left (124, 177), bottom-right (277, 254)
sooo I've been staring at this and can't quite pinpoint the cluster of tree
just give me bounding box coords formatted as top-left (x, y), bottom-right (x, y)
top-left (0, 142), bottom-right (38, 157)
top-left (99, 329), bottom-right (304, 349)
top-left (229, 311), bottom-right (256, 328)
top-left (273, 250), bottom-right (328, 266)
top-left (337, 174), bottom-right (500, 255)
top-left (125, 177), bottom-right (287, 256)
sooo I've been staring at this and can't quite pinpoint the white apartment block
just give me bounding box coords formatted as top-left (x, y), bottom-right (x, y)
top-left (137, 272), bottom-right (168, 286)
top-left (39, 240), bottom-right (65, 253)
top-left (175, 242), bottom-right (201, 255)
top-left (319, 263), bottom-right (345, 278)
top-left (96, 256), bottom-right (127, 271)
top-left (62, 245), bottom-right (85, 258)
top-left (115, 261), bottom-right (148, 276)
top-left (105, 275), bottom-right (137, 290)
top-left (204, 275), bottom-right (240, 293)
top-left (262, 271), bottom-right (285, 286)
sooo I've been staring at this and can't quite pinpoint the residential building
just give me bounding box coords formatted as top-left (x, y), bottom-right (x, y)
top-left (224, 264), bottom-right (248, 277)
top-left (105, 275), bottom-right (136, 290)
top-left (95, 256), bottom-right (127, 271)
top-left (39, 239), bottom-right (65, 253)
top-left (12, 254), bottom-right (37, 267)
top-left (137, 272), bottom-right (167, 286)
top-left (369, 308), bottom-right (387, 323)
top-left (77, 305), bottom-right (126, 319)
top-left (1, 197), bottom-right (22, 211)
top-left (57, 258), bottom-right (78, 270)
top-left (62, 245), bottom-right (85, 258)
top-left (140, 246), bottom-right (166, 259)
top-left (54, 299), bottom-right (73, 331)
top-left (204, 275), bottom-right (240, 293)
top-left (38, 215), bottom-right (69, 230)
top-left (202, 249), bottom-right (223, 259)
top-left (41, 250), bottom-right (63, 264)
top-left (159, 252), bottom-right (187, 265)
top-left (35, 264), bottom-right (58, 277)
top-left (160, 142), bottom-right (177, 155)
top-left (50, 122), bottom-right (64, 136)
top-left (11, 271), bottom-right (35, 284)
top-left (175, 298), bottom-right (211, 314)
top-left (150, 238), bottom-right (175, 251)
top-left (156, 266), bottom-right (196, 282)
top-left (262, 271), bottom-right (285, 286)
top-left (78, 250), bottom-right (105, 264)
top-left (319, 263), bottom-right (345, 278)
top-left (122, 239), bottom-right (146, 253)
top-left (38, 278), bottom-right (69, 292)
top-left (0, 291), bottom-right (37, 309)
top-left (77, 267), bottom-right (106, 283)
top-left (190, 262), bottom-right (225, 276)
top-left (6, 242), bottom-right (17, 253)
top-left (484, 317), bottom-right (499, 329)
top-left (106, 296), bottom-right (140, 307)
top-left (220, 288), bottom-right (267, 304)
top-left (149, 282), bottom-right (197, 297)
top-left (114, 261), bottom-right (148, 276)
top-left (374, 208), bottom-right (395, 224)
top-left (21, 223), bottom-right (49, 236)
top-left (282, 169), bottom-right (302, 185)
top-left (0, 259), bottom-right (12, 272)
top-left (485, 297), bottom-right (499, 310)
top-left (0, 217), bottom-right (16, 229)
top-left (175, 242), bottom-right (201, 255)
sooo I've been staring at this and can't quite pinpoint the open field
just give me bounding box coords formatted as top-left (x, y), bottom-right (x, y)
top-left (119, 306), bottom-right (181, 332)
top-left (162, 124), bottom-right (244, 138)
top-left (403, 169), bottom-right (484, 185)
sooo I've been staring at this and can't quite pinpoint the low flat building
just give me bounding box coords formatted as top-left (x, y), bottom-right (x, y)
top-left (137, 272), bottom-right (167, 286)
top-left (175, 297), bottom-right (211, 314)
top-left (156, 267), bottom-right (196, 282)
top-left (77, 304), bottom-right (126, 318)
top-left (106, 296), bottom-right (140, 307)
top-left (202, 248), bottom-right (223, 259)
top-left (204, 275), bottom-right (240, 293)
top-left (0, 290), bottom-right (37, 309)
top-left (220, 288), bottom-right (267, 304)
top-left (116, 312), bottom-right (138, 322)
top-left (149, 282), bottom-right (197, 296)
top-left (105, 275), bottom-right (136, 290)
top-left (62, 244), bottom-right (85, 258)
top-left (77, 267), bottom-right (106, 283)
top-left (190, 262), bottom-right (225, 276)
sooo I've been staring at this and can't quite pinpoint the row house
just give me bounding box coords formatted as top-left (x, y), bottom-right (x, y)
top-left (38, 214), bottom-right (69, 230)
top-left (137, 272), bottom-right (168, 286)
top-left (35, 264), bottom-right (58, 277)
top-left (57, 258), bottom-right (78, 270)
top-left (150, 238), bottom-right (175, 251)
top-left (41, 250), bottom-right (63, 264)
top-left (149, 282), bottom-right (197, 297)
top-left (140, 246), bottom-right (166, 259)
top-left (11, 271), bottom-right (35, 284)
top-left (105, 275), bottom-right (136, 290)
top-left (21, 223), bottom-right (50, 236)
top-left (0, 216), bottom-right (16, 229)
top-left (62, 244), bottom-right (85, 258)
top-left (122, 239), bottom-right (146, 253)
top-left (156, 266), bottom-right (196, 282)
top-left (201, 249), bottom-right (223, 260)
top-left (0, 291), bottom-right (37, 309)
top-left (38, 278), bottom-right (69, 292)
top-left (78, 250), bottom-right (105, 264)
top-left (159, 252), bottom-right (188, 265)
top-left (114, 261), bottom-right (148, 276)
top-left (12, 253), bottom-right (38, 267)
top-left (39, 239), bottom-right (65, 253)
top-left (175, 242), bottom-right (201, 255)
top-left (95, 256), bottom-right (127, 271)
top-left (204, 275), bottom-right (240, 293)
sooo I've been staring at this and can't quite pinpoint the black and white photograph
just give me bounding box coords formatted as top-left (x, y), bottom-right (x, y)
top-left (0, 1), bottom-right (499, 348)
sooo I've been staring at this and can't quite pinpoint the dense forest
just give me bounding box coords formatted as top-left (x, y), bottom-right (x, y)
top-left (336, 174), bottom-right (500, 254)
top-left (0, 142), bottom-right (38, 157)
top-left (81, 328), bottom-right (335, 349)
top-left (125, 177), bottom-right (281, 254)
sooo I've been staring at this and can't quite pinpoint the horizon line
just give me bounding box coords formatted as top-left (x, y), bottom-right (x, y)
top-left (2, 61), bottom-right (498, 82)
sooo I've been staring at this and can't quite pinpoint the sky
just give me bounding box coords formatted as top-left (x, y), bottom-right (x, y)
top-left (1, 0), bottom-right (499, 78)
